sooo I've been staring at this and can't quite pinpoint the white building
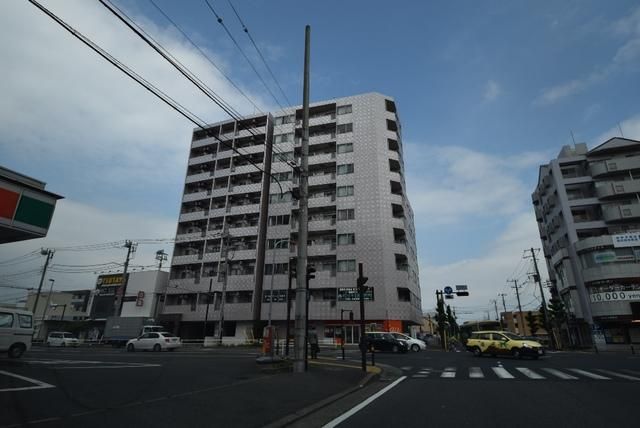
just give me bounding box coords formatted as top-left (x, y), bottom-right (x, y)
top-left (163, 93), bottom-right (421, 343)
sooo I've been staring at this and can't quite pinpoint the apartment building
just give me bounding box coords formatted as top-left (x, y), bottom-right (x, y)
top-left (163, 93), bottom-right (421, 343)
top-left (532, 138), bottom-right (640, 347)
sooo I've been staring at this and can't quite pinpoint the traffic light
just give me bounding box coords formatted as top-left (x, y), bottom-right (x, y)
top-left (289, 259), bottom-right (297, 279)
top-left (306, 264), bottom-right (316, 280)
top-left (357, 275), bottom-right (368, 290)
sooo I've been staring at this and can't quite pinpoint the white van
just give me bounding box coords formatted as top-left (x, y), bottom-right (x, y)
top-left (0, 307), bottom-right (33, 358)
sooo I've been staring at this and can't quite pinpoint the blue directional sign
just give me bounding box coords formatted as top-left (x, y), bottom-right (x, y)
top-left (444, 286), bottom-right (453, 295)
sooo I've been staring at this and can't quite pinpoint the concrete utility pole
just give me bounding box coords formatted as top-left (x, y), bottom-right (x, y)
top-left (285, 257), bottom-right (295, 357)
top-left (117, 240), bottom-right (136, 316)
top-left (203, 278), bottom-right (213, 342)
top-left (525, 248), bottom-right (552, 345)
top-left (498, 293), bottom-right (507, 329)
top-left (267, 239), bottom-right (287, 356)
top-left (40, 278), bottom-right (55, 339)
top-left (218, 232), bottom-right (230, 345)
top-left (293, 25), bottom-right (311, 374)
top-left (508, 279), bottom-right (523, 334)
top-left (155, 249), bottom-right (168, 271)
top-left (491, 299), bottom-right (499, 321)
top-left (32, 248), bottom-right (54, 337)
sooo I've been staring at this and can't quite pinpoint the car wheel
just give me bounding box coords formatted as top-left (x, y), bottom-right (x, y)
top-left (8, 344), bottom-right (26, 359)
top-left (512, 348), bottom-right (522, 359)
top-left (472, 347), bottom-right (482, 357)
top-left (127, 343), bottom-right (135, 352)
top-left (153, 344), bottom-right (161, 352)
top-left (392, 345), bottom-right (399, 353)
top-left (411, 344), bottom-right (420, 352)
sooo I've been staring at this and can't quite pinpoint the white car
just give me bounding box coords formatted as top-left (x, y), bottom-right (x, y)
top-left (391, 332), bottom-right (427, 352)
top-left (47, 332), bottom-right (79, 347)
top-left (126, 332), bottom-right (182, 352)
top-left (0, 307), bottom-right (33, 358)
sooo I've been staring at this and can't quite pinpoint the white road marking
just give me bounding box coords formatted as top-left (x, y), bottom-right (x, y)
top-left (567, 369), bottom-right (610, 380)
top-left (0, 370), bottom-right (55, 392)
top-left (622, 369), bottom-right (640, 377)
top-left (440, 367), bottom-right (456, 378)
top-left (596, 369), bottom-right (640, 381)
top-left (515, 367), bottom-right (545, 379)
top-left (492, 367), bottom-right (514, 379)
top-left (468, 367), bottom-right (484, 378)
top-left (400, 366), bottom-right (413, 371)
top-left (22, 358), bottom-right (160, 369)
top-left (541, 368), bottom-right (578, 380)
top-left (322, 376), bottom-right (407, 428)
top-left (412, 375), bottom-right (428, 378)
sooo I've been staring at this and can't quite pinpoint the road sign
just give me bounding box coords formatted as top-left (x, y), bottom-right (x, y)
top-left (455, 285), bottom-right (468, 291)
top-left (444, 286), bottom-right (453, 295)
top-left (445, 294), bottom-right (454, 299)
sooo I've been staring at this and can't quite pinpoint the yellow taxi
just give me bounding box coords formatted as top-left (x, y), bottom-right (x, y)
top-left (465, 330), bottom-right (545, 359)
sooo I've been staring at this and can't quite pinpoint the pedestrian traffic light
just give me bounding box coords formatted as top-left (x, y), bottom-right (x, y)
top-left (306, 265), bottom-right (316, 280)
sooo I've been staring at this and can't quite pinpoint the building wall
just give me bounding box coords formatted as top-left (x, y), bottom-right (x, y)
top-left (120, 271), bottom-right (169, 318)
top-left (165, 93), bottom-right (421, 340)
top-left (502, 311), bottom-right (548, 336)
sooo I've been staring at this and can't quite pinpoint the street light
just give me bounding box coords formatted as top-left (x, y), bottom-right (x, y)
top-left (51, 303), bottom-right (67, 322)
top-left (267, 239), bottom-right (287, 357)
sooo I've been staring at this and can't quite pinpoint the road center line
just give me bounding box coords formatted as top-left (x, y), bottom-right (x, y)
top-left (322, 376), bottom-right (407, 428)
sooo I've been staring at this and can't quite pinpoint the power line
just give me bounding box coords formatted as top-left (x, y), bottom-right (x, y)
top-left (202, 0), bottom-right (285, 110)
top-left (147, 0), bottom-right (263, 113)
top-left (226, 0), bottom-right (292, 106)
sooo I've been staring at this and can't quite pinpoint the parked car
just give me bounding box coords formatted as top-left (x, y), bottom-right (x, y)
top-left (390, 332), bottom-right (427, 352)
top-left (465, 331), bottom-right (545, 359)
top-left (0, 307), bottom-right (33, 358)
top-left (364, 332), bottom-right (409, 353)
top-left (126, 332), bottom-right (182, 352)
top-left (47, 332), bottom-right (79, 347)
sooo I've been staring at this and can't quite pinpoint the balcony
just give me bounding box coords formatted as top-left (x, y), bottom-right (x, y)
top-left (227, 248), bottom-right (257, 260)
top-left (210, 187), bottom-right (229, 198)
top-left (172, 253), bottom-right (203, 265)
top-left (596, 180), bottom-right (640, 199)
top-left (582, 263), bottom-right (640, 284)
top-left (175, 231), bottom-right (206, 241)
top-left (208, 207), bottom-right (227, 218)
top-left (237, 144), bottom-right (264, 155)
top-left (602, 204), bottom-right (640, 222)
top-left (575, 235), bottom-right (614, 252)
top-left (179, 210), bottom-right (208, 222)
top-left (568, 197), bottom-right (600, 208)
top-left (308, 243), bottom-right (336, 257)
top-left (192, 137), bottom-right (217, 149)
top-left (202, 252), bottom-right (221, 263)
top-left (185, 172), bottom-right (213, 184)
top-left (227, 203), bottom-right (260, 215)
top-left (182, 191), bottom-right (211, 203)
top-left (308, 219), bottom-right (336, 232)
top-left (230, 183), bottom-right (262, 194)
top-left (309, 114), bottom-right (336, 127)
top-left (308, 153), bottom-right (336, 166)
top-left (308, 173), bottom-right (336, 186)
top-left (228, 225), bottom-right (258, 237)
top-left (188, 154), bottom-right (216, 166)
top-left (534, 205), bottom-right (544, 221)
top-left (231, 164), bottom-right (264, 175)
top-left (308, 196), bottom-right (336, 208)
top-left (591, 157), bottom-right (640, 177)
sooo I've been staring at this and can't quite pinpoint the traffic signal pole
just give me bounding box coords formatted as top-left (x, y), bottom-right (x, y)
top-left (357, 263), bottom-right (368, 372)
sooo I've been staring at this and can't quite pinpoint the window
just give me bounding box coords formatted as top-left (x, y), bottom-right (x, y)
top-left (337, 143), bottom-right (353, 154)
top-left (337, 105), bottom-right (352, 115)
top-left (337, 186), bottom-right (354, 197)
top-left (268, 215), bottom-right (290, 226)
top-left (337, 233), bottom-right (355, 245)
top-left (337, 209), bottom-right (355, 221)
top-left (270, 193), bottom-right (292, 203)
top-left (274, 133), bottom-right (294, 144)
top-left (18, 314), bottom-right (32, 329)
top-left (397, 287), bottom-right (411, 302)
top-left (0, 312), bottom-right (13, 328)
top-left (268, 239), bottom-right (289, 249)
top-left (265, 263), bottom-right (289, 275)
top-left (337, 260), bottom-right (356, 272)
top-left (337, 164), bottom-right (354, 175)
top-left (274, 151), bottom-right (294, 162)
top-left (274, 115), bottom-right (294, 125)
top-left (337, 123), bottom-right (353, 134)
top-left (271, 171), bottom-right (292, 182)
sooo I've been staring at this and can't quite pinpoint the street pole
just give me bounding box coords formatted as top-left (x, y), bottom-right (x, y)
top-left (60, 304), bottom-right (67, 322)
top-left (39, 278), bottom-right (55, 339)
top-left (285, 258), bottom-right (295, 357)
top-left (203, 278), bottom-right (213, 343)
top-left (304, 268), bottom-right (310, 371)
top-left (267, 240), bottom-right (286, 357)
top-left (527, 247), bottom-right (553, 347)
top-left (492, 299), bottom-right (499, 322)
top-left (218, 232), bottom-right (230, 345)
top-left (508, 279), bottom-right (523, 334)
top-left (498, 293), bottom-right (507, 330)
top-left (357, 263), bottom-right (368, 372)
top-left (117, 241), bottom-right (136, 316)
top-left (32, 248), bottom-right (54, 337)
top-left (293, 24), bottom-right (311, 374)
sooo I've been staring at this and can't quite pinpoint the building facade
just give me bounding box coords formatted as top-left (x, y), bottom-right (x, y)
top-left (164, 93), bottom-right (421, 343)
top-left (532, 138), bottom-right (640, 347)
top-left (26, 289), bottom-right (91, 338)
top-left (501, 311), bottom-right (548, 337)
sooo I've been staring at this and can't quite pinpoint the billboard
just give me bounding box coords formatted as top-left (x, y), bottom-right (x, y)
top-left (96, 274), bottom-right (125, 296)
top-left (612, 232), bottom-right (640, 248)
top-left (337, 287), bottom-right (374, 301)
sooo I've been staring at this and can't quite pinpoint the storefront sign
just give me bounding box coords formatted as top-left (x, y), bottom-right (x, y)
top-left (612, 232), bottom-right (640, 248)
top-left (590, 290), bottom-right (640, 303)
top-left (593, 251), bottom-right (617, 263)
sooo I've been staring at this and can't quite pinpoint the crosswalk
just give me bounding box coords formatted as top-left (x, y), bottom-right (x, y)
top-left (404, 366), bottom-right (640, 382)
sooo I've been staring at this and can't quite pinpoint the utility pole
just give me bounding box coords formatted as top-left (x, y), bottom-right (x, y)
top-left (285, 257), bottom-right (295, 357)
top-left (525, 248), bottom-right (553, 346)
top-left (491, 299), bottom-right (499, 322)
top-left (498, 293), bottom-right (507, 329)
top-left (117, 240), bottom-right (136, 316)
top-left (202, 278), bottom-right (213, 343)
top-left (508, 279), bottom-right (523, 334)
top-left (293, 24), bottom-right (311, 374)
top-left (32, 248), bottom-right (54, 337)
top-left (218, 232), bottom-right (230, 345)
top-left (155, 249), bottom-right (168, 271)
top-left (357, 263), bottom-right (369, 372)
top-left (40, 278), bottom-right (55, 339)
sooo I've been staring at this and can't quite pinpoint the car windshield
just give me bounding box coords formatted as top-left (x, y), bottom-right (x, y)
top-left (161, 333), bottom-right (176, 337)
top-left (502, 332), bottom-right (522, 340)
top-left (63, 333), bottom-right (75, 338)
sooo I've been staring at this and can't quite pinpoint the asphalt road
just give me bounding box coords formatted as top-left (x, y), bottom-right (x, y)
top-left (0, 346), bottom-right (363, 428)
top-left (315, 348), bottom-right (640, 428)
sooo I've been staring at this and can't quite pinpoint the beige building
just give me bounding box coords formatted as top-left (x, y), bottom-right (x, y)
top-left (501, 311), bottom-right (548, 336)
top-left (26, 289), bottom-right (91, 338)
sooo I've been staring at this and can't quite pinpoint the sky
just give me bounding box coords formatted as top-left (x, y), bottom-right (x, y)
top-left (1, 0), bottom-right (640, 322)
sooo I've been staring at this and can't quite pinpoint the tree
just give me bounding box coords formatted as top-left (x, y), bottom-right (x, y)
top-left (446, 305), bottom-right (458, 337)
top-left (547, 296), bottom-right (568, 349)
top-left (435, 295), bottom-right (446, 349)
top-left (525, 311), bottom-right (540, 336)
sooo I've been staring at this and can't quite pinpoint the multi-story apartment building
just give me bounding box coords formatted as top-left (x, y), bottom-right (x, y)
top-left (163, 93), bottom-right (421, 343)
top-left (532, 138), bottom-right (640, 347)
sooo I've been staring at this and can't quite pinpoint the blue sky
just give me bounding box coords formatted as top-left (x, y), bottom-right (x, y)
top-left (1, 0), bottom-right (640, 320)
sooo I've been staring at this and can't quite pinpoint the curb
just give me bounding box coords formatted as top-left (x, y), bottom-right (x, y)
top-left (262, 364), bottom-right (382, 428)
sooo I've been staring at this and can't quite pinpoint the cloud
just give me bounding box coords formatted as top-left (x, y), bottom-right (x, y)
top-left (0, 199), bottom-right (176, 301)
top-left (483, 80), bottom-right (502, 101)
top-left (595, 114), bottom-right (640, 143)
top-left (535, 70), bottom-right (607, 105)
top-left (405, 145), bottom-right (548, 224)
top-left (419, 212), bottom-right (548, 322)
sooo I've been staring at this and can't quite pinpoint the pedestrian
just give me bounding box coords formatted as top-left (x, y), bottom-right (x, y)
top-left (308, 328), bottom-right (319, 359)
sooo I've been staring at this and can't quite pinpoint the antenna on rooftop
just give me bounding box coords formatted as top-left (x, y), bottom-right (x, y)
top-left (570, 130), bottom-right (577, 145)
top-left (617, 123), bottom-right (625, 138)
